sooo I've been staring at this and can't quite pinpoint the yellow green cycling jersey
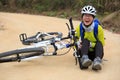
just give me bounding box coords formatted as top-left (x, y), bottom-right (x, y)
top-left (75, 23), bottom-right (105, 48)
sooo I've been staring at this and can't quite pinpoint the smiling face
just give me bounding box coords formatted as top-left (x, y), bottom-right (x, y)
top-left (82, 14), bottom-right (94, 27)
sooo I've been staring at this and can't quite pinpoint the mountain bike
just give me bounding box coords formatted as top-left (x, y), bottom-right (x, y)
top-left (0, 18), bottom-right (85, 69)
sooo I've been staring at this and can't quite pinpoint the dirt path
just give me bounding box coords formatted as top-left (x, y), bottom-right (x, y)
top-left (0, 12), bottom-right (120, 80)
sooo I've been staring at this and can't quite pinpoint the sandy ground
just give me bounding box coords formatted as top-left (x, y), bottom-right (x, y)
top-left (0, 12), bottom-right (120, 80)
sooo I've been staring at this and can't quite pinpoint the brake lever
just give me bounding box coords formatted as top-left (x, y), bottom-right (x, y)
top-left (66, 23), bottom-right (70, 31)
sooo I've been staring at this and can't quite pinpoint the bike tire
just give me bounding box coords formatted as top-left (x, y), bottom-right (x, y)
top-left (20, 32), bottom-right (63, 45)
top-left (0, 47), bottom-right (45, 63)
top-left (28, 32), bottom-right (62, 40)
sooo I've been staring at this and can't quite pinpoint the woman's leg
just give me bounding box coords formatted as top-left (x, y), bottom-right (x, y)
top-left (80, 39), bottom-right (92, 67)
top-left (95, 41), bottom-right (104, 59)
top-left (92, 41), bottom-right (104, 70)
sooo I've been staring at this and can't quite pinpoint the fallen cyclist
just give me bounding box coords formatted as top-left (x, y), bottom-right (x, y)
top-left (75, 5), bottom-right (105, 70)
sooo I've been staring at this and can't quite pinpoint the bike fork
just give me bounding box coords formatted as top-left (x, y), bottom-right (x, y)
top-left (73, 50), bottom-right (81, 65)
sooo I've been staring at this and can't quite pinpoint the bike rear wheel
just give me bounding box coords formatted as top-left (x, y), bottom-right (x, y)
top-left (0, 47), bottom-right (45, 63)
top-left (20, 32), bottom-right (63, 45)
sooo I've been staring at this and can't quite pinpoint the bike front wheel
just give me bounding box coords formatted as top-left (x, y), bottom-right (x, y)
top-left (0, 47), bottom-right (45, 63)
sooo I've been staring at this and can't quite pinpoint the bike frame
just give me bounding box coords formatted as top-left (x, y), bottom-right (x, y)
top-left (20, 37), bottom-right (71, 56)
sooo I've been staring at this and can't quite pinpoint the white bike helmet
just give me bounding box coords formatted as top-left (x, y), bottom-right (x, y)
top-left (81, 5), bottom-right (96, 16)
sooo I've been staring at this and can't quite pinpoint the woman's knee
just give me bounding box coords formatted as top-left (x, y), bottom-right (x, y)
top-left (82, 39), bottom-right (90, 45)
top-left (96, 41), bottom-right (103, 47)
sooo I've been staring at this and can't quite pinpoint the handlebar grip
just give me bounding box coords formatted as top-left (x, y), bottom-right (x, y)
top-left (69, 17), bottom-right (74, 30)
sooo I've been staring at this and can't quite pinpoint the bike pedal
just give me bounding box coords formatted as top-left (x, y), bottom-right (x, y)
top-left (19, 33), bottom-right (27, 42)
